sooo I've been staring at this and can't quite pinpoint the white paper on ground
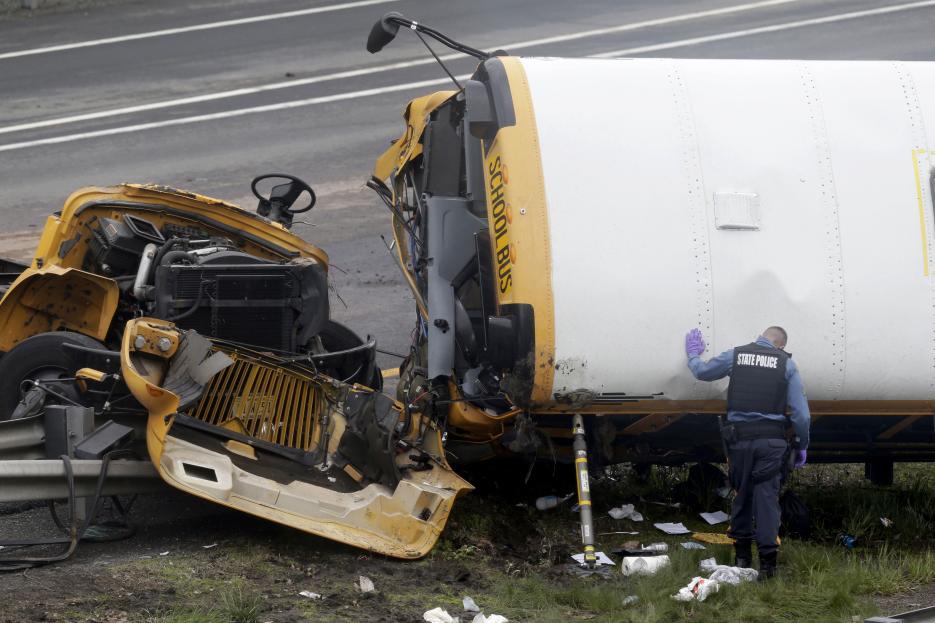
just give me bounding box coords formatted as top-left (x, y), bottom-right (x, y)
top-left (358, 575), bottom-right (375, 593)
top-left (654, 522), bottom-right (690, 534)
top-left (463, 596), bottom-right (480, 612)
top-left (700, 511), bottom-right (730, 525)
top-left (681, 541), bottom-right (706, 550)
top-left (571, 551), bottom-right (615, 566)
top-left (298, 591), bottom-right (321, 599)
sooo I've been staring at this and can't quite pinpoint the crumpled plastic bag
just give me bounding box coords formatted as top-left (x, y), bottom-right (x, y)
top-left (472, 615), bottom-right (508, 623)
top-left (672, 576), bottom-right (720, 602)
top-left (608, 504), bottom-right (644, 521)
top-left (424, 608), bottom-right (458, 623)
top-left (463, 597), bottom-right (480, 613)
top-left (699, 557), bottom-right (758, 584)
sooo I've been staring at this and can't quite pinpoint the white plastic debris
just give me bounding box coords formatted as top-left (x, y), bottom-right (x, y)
top-left (654, 522), bottom-right (690, 535)
top-left (159, 551), bottom-right (169, 556)
top-left (463, 596), bottom-right (480, 612)
top-left (571, 551), bottom-right (615, 566)
top-left (298, 591), bottom-right (321, 599)
top-left (471, 615), bottom-right (508, 623)
top-left (881, 517), bottom-right (894, 528)
top-left (699, 511), bottom-right (730, 525)
top-left (202, 543), bottom-right (218, 549)
top-left (699, 557), bottom-right (758, 584)
top-left (622, 595), bottom-right (640, 606)
top-left (709, 566), bottom-right (758, 584)
top-left (681, 542), bottom-right (706, 550)
top-left (621, 554), bottom-right (670, 576)
top-left (672, 577), bottom-right (720, 602)
top-left (358, 575), bottom-right (375, 593)
top-left (608, 503), bottom-right (644, 521)
top-left (423, 608), bottom-right (457, 623)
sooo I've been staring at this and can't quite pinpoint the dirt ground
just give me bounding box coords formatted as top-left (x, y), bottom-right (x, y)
top-left (2, 476), bottom-right (934, 623)
top-left (0, 483), bottom-right (564, 623)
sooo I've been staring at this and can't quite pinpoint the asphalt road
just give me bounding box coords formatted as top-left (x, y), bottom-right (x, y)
top-left (1, 0), bottom-right (935, 365)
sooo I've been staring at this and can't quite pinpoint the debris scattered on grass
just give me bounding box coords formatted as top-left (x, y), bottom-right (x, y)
top-left (622, 595), bottom-right (639, 606)
top-left (463, 596), bottom-right (479, 612)
top-left (358, 575), bottom-right (375, 593)
top-left (699, 558), bottom-right (758, 584)
top-left (672, 576), bottom-right (719, 602)
top-left (159, 551), bottom-right (169, 556)
top-left (881, 517), bottom-right (893, 528)
top-left (608, 504), bottom-right (644, 521)
top-left (699, 510), bottom-right (730, 525)
top-left (681, 542), bottom-right (706, 550)
top-left (839, 534), bottom-right (857, 549)
top-left (423, 607), bottom-right (457, 623)
top-left (621, 554), bottom-right (670, 576)
top-left (654, 522), bottom-right (690, 534)
top-left (473, 615), bottom-right (508, 623)
top-left (298, 591), bottom-right (321, 599)
top-left (597, 531), bottom-right (639, 536)
top-left (202, 543), bottom-right (218, 549)
top-left (644, 542), bottom-right (668, 552)
top-left (571, 551), bottom-right (615, 566)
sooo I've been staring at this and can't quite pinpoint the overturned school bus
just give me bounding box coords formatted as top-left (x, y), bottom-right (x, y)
top-left (367, 14), bottom-right (935, 478)
top-left (5, 13), bottom-right (935, 564)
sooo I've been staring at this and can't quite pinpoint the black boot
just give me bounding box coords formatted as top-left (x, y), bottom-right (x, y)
top-left (734, 540), bottom-right (753, 569)
top-left (758, 551), bottom-right (777, 580)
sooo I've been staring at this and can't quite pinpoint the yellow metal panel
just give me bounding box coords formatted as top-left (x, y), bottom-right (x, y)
top-left (481, 57), bottom-right (555, 405)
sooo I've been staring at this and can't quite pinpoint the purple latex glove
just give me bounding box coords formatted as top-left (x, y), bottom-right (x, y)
top-left (685, 328), bottom-right (706, 358)
top-left (794, 449), bottom-right (807, 469)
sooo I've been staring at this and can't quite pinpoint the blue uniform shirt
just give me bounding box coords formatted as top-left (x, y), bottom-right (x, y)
top-left (687, 336), bottom-right (810, 449)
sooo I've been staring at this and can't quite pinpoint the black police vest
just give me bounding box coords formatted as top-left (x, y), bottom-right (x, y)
top-left (726, 342), bottom-right (789, 415)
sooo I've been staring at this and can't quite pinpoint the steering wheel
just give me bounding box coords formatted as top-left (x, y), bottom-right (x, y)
top-left (251, 173), bottom-right (316, 228)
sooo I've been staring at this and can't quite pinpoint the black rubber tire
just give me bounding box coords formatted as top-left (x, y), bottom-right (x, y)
top-left (0, 331), bottom-right (105, 421)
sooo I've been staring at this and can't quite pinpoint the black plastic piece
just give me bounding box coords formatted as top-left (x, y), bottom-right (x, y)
top-left (423, 101), bottom-right (464, 197)
top-left (87, 217), bottom-right (151, 274)
top-left (74, 420), bottom-right (134, 459)
top-left (335, 390), bottom-right (402, 489)
top-left (124, 214), bottom-right (166, 244)
top-left (366, 11), bottom-right (402, 53)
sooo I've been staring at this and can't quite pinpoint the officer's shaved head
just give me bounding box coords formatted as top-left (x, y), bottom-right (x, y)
top-left (763, 326), bottom-right (788, 348)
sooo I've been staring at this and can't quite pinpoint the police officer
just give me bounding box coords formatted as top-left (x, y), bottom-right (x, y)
top-left (684, 326), bottom-right (809, 579)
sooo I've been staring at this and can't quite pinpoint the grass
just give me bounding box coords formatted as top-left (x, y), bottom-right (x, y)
top-left (427, 462), bottom-right (935, 623)
top-left (139, 584), bottom-right (262, 623)
top-left (442, 540), bottom-right (935, 623)
top-left (86, 463), bottom-right (935, 623)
